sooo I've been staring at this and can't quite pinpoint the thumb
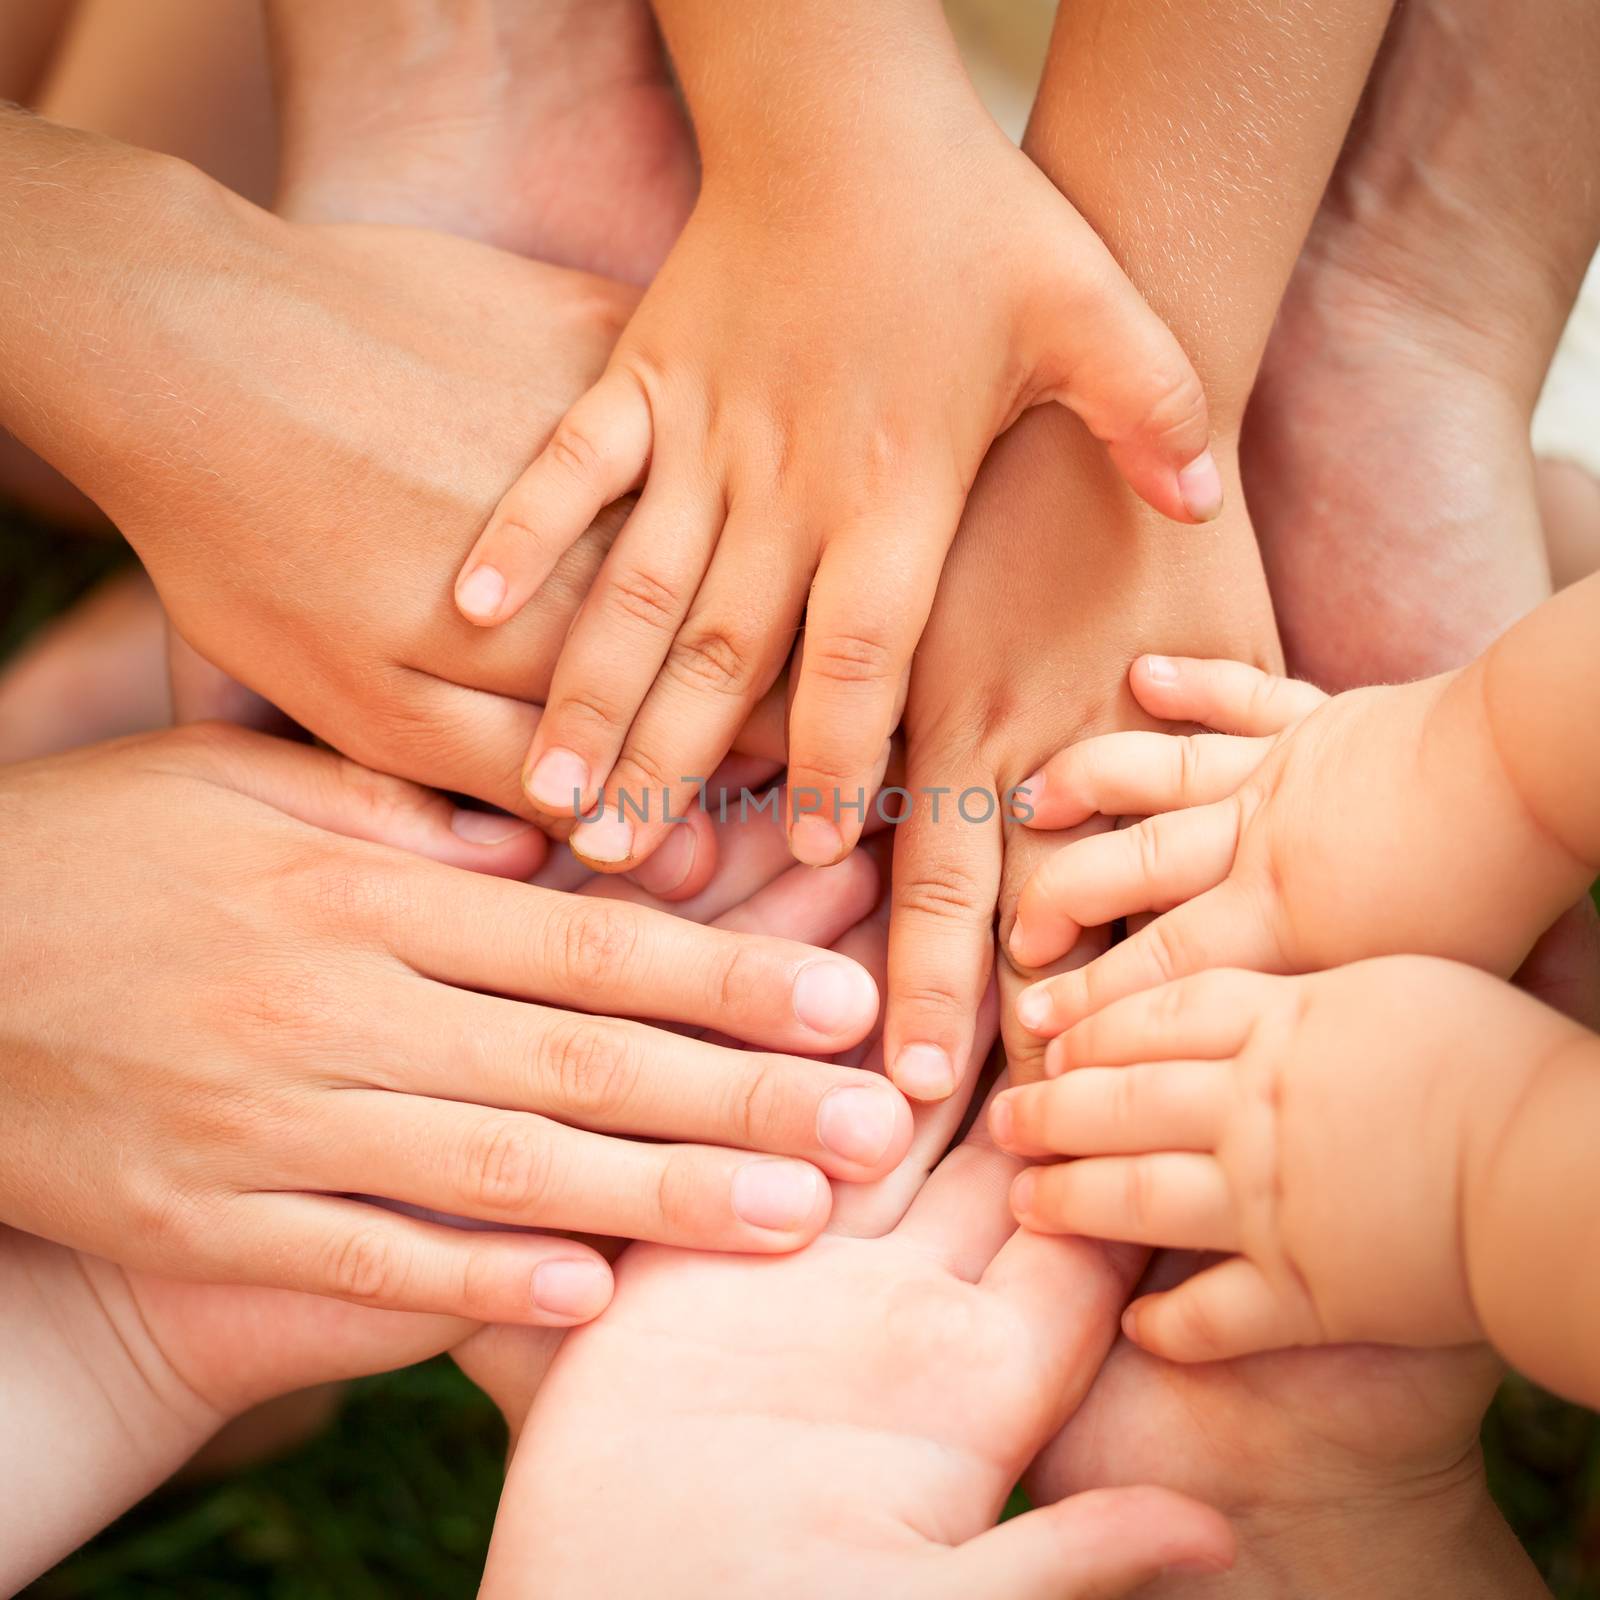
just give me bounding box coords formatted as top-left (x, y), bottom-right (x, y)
top-left (937, 1486), bottom-right (1233, 1600)
top-left (171, 723), bottom-right (549, 878)
top-left (1030, 222), bottom-right (1220, 526)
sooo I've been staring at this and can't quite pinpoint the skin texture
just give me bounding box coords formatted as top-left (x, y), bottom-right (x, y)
top-left (477, 1110), bottom-right (1234, 1599)
top-left (0, 726), bottom-right (925, 1321)
top-left (992, 959), bottom-right (1596, 1377)
top-left (459, 0), bottom-right (1221, 878)
top-left (882, 0), bottom-right (1392, 1100)
top-left (1246, 0), bottom-right (1600, 689)
top-left (1006, 605), bottom-right (1600, 1033)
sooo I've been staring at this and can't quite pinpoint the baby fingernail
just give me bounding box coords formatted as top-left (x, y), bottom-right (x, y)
top-left (1013, 774), bottom-right (1045, 818)
top-left (1010, 1169), bottom-right (1037, 1218)
top-left (791, 814), bottom-right (845, 867)
top-left (793, 959), bottom-right (878, 1035)
top-left (988, 1095), bottom-right (1014, 1145)
top-left (457, 564), bottom-right (507, 621)
top-left (1177, 451), bottom-right (1224, 522)
top-left (817, 1085), bottom-right (900, 1166)
top-left (732, 1160), bottom-right (824, 1231)
top-left (526, 747), bottom-right (590, 812)
top-left (450, 808), bottom-right (534, 846)
top-left (1007, 912), bottom-right (1032, 964)
top-left (1142, 654), bottom-right (1179, 686)
top-left (627, 822), bottom-right (696, 896)
top-left (1016, 985), bottom-right (1052, 1032)
top-left (893, 1043), bottom-right (956, 1101)
top-left (572, 811), bottom-right (634, 865)
top-left (531, 1258), bottom-right (611, 1319)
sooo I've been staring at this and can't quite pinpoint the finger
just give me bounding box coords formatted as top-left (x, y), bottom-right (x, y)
top-left (569, 518), bottom-right (807, 871)
top-left (1015, 883), bottom-right (1271, 1036)
top-left (937, 1487), bottom-right (1233, 1600)
top-left (457, 367), bottom-right (653, 625)
top-left (711, 851), bottom-right (881, 947)
top-left (1031, 223), bottom-right (1219, 526)
top-left (324, 1093), bottom-right (834, 1251)
top-left (990, 1063), bottom-right (1228, 1157)
top-left (1009, 802), bottom-right (1241, 973)
top-left (172, 723), bottom-right (548, 878)
top-left (521, 480), bottom-right (719, 819)
top-left (1124, 1256), bottom-right (1322, 1363)
top-left (167, 626), bottom-right (285, 731)
top-left (393, 865), bottom-right (881, 1053)
top-left (1130, 654), bottom-right (1325, 736)
top-left (885, 748), bottom-right (1003, 1101)
top-left (786, 519), bottom-right (948, 864)
top-left (1013, 729), bottom-right (1269, 830)
top-left (1011, 1153), bottom-right (1237, 1251)
top-left (225, 1193), bottom-right (614, 1325)
top-left (1046, 969), bottom-right (1274, 1074)
top-left (395, 988), bottom-right (911, 1180)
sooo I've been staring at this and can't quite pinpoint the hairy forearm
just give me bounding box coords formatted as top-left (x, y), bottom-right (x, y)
top-left (1023, 0), bottom-right (1392, 428)
top-left (1467, 1025), bottom-right (1600, 1410)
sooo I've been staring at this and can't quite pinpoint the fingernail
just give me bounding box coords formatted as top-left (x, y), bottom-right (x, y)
top-left (1142, 654), bottom-right (1179, 686)
top-left (1010, 1169), bottom-right (1037, 1219)
top-left (988, 1094), bottom-right (1015, 1145)
top-left (731, 1160), bottom-right (824, 1231)
top-left (531, 1258), bottom-right (611, 1319)
top-left (1016, 984), bottom-right (1052, 1032)
top-left (1007, 912), bottom-right (1032, 965)
top-left (1013, 774), bottom-right (1044, 818)
top-left (449, 807), bottom-right (534, 846)
top-left (628, 822), bottom-right (696, 896)
top-left (457, 564), bottom-right (507, 621)
top-left (791, 813), bottom-right (845, 867)
top-left (1177, 451), bottom-right (1223, 522)
top-left (793, 960), bottom-right (878, 1035)
top-left (1044, 1036), bottom-right (1069, 1077)
top-left (816, 1085), bottom-right (899, 1166)
top-left (893, 1043), bottom-right (956, 1101)
top-left (526, 747), bottom-right (590, 813)
top-left (572, 811), bottom-right (633, 865)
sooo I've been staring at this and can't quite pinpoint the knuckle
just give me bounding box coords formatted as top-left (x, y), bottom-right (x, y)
top-left (713, 939), bottom-right (770, 1017)
top-left (805, 630), bottom-right (899, 688)
top-left (460, 1115), bottom-right (554, 1214)
top-left (666, 624), bottom-right (758, 697)
top-left (1121, 1159), bottom-right (1155, 1230)
top-left (541, 1019), bottom-right (640, 1118)
top-left (548, 901), bottom-right (641, 985)
top-left (321, 1227), bottom-right (405, 1304)
top-left (653, 1147), bottom-right (711, 1234)
top-left (551, 687), bottom-right (631, 742)
top-left (897, 862), bottom-right (987, 925)
top-left (1176, 735), bottom-right (1204, 801)
top-left (607, 566), bottom-right (684, 634)
top-left (546, 422), bottom-right (607, 484)
top-left (1137, 363), bottom-right (1208, 446)
top-left (723, 1058), bottom-right (789, 1148)
top-left (1134, 820), bottom-right (1165, 885)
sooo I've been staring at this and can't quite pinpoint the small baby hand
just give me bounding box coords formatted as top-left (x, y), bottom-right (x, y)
top-left (455, 91), bottom-right (1218, 874)
top-left (989, 957), bottom-right (1577, 1363)
top-left (1007, 653), bottom-right (1593, 1033)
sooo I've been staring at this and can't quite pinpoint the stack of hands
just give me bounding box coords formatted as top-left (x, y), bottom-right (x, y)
top-left (2, 0), bottom-right (1599, 1594)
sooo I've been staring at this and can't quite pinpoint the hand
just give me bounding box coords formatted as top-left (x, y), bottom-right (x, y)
top-left (1, 1224), bottom-right (468, 1591)
top-left (455, 40), bottom-right (1219, 873)
top-left (880, 411), bottom-right (1280, 1100)
top-left (1006, 653), bottom-right (1592, 1031)
top-left (2, 726), bottom-right (914, 1323)
top-left (1028, 1249), bottom-right (1523, 1600)
top-left (990, 957), bottom-right (1581, 1361)
top-left (477, 1107), bottom-right (1232, 1598)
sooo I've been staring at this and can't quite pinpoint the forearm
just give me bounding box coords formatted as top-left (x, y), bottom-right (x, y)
top-left (651, 0), bottom-right (971, 177)
top-left (1023, 0), bottom-right (1393, 428)
top-left (1478, 572), bottom-right (1600, 872)
top-left (0, 1234), bottom-right (217, 1591)
top-left (1467, 1024), bottom-right (1600, 1410)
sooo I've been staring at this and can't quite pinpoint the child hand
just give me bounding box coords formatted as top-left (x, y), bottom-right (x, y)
top-left (1007, 653), bottom-right (1595, 1031)
top-left (456, 61), bottom-right (1218, 874)
top-left (989, 957), bottom-right (1579, 1363)
top-left (479, 1105), bottom-right (1232, 1598)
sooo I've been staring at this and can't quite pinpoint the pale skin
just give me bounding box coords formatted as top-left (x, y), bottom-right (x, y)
top-left (1005, 571), bottom-right (1600, 1031)
top-left (991, 956), bottom-right (1600, 1417)
top-left (883, 0), bottom-right (1392, 1101)
top-left (477, 1108), bottom-right (1234, 1600)
top-left (453, 0), bottom-right (1225, 874)
top-left (1, 725), bottom-right (925, 1323)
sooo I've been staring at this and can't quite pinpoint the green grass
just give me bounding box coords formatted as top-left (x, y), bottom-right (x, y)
top-left (6, 508), bottom-right (1600, 1597)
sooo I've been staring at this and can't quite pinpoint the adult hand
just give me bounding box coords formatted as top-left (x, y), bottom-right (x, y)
top-left (1, 726), bottom-right (911, 1324)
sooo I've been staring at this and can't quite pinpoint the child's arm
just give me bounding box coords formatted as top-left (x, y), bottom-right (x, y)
top-left (989, 955), bottom-right (1600, 1412)
top-left (454, 0), bottom-right (1221, 877)
top-left (1006, 572), bottom-right (1600, 1033)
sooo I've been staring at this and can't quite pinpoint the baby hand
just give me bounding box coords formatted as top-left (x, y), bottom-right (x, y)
top-left (1006, 654), bottom-right (1594, 1031)
top-left (455, 85), bottom-right (1218, 874)
top-left (989, 957), bottom-right (1577, 1362)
